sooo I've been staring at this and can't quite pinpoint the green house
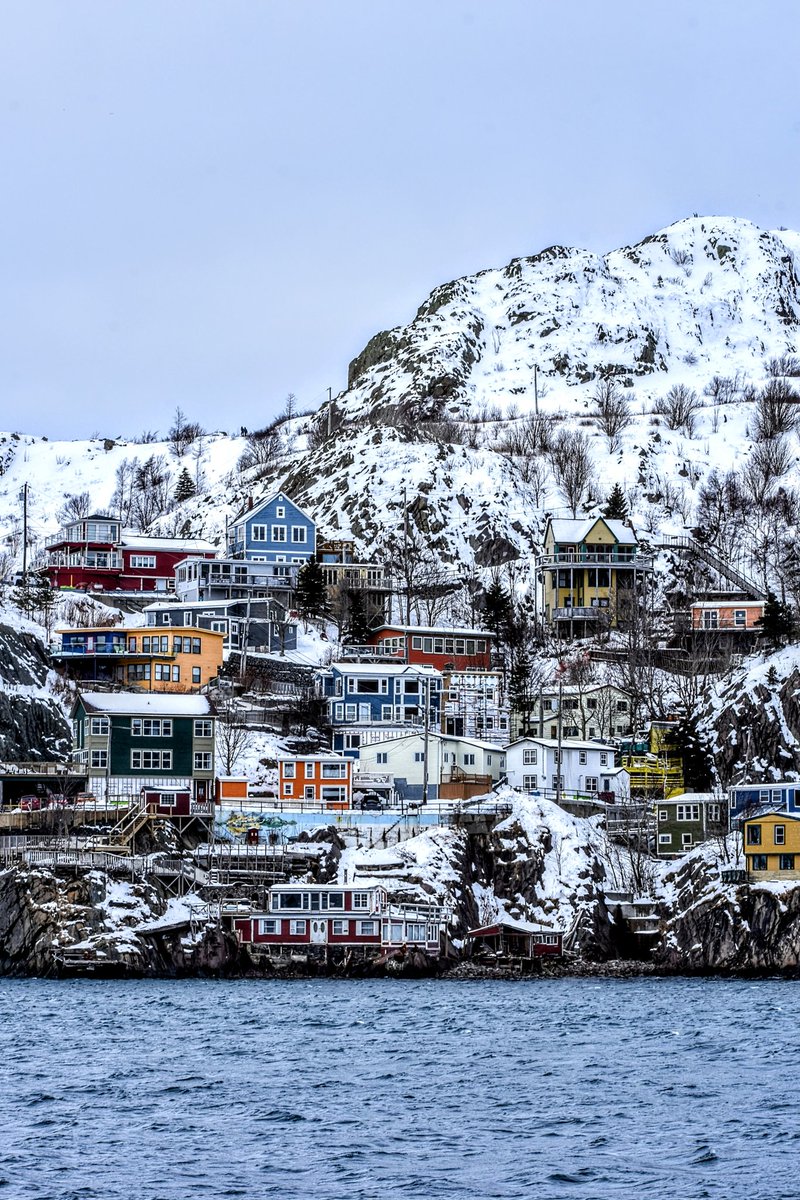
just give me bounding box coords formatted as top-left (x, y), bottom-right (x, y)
top-left (71, 691), bottom-right (216, 802)
top-left (655, 792), bottom-right (727, 857)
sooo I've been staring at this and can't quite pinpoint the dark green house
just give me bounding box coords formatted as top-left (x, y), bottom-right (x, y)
top-left (655, 792), bottom-right (727, 857)
top-left (71, 692), bottom-right (216, 802)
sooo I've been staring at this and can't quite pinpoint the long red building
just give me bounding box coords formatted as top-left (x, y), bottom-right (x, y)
top-left (366, 624), bottom-right (495, 672)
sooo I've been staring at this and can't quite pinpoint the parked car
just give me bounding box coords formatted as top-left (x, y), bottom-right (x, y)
top-left (358, 794), bottom-right (383, 812)
top-left (19, 795), bottom-right (41, 811)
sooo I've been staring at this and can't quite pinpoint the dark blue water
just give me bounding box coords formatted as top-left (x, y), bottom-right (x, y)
top-left (0, 977), bottom-right (795, 1199)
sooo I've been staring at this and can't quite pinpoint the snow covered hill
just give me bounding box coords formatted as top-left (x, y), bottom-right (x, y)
top-left (2, 214), bottom-right (799, 595)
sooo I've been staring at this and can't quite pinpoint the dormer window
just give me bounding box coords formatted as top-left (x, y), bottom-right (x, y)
top-left (276, 506), bottom-right (285, 518)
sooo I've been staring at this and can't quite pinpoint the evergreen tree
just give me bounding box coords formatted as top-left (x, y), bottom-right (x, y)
top-left (343, 589), bottom-right (374, 645)
top-left (602, 483), bottom-right (629, 521)
top-left (174, 467), bottom-right (196, 504)
top-left (756, 592), bottom-right (795, 648)
top-left (482, 579), bottom-right (512, 640)
top-left (294, 555), bottom-right (328, 622)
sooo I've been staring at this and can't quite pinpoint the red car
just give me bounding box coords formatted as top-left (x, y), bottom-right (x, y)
top-left (19, 795), bottom-right (42, 811)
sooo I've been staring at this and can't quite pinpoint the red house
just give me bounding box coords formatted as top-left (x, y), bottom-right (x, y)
top-left (231, 883), bottom-right (444, 957)
top-left (43, 515), bottom-right (216, 593)
top-left (366, 625), bottom-right (494, 672)
top-left (466, 916), bottom-right (563, 958)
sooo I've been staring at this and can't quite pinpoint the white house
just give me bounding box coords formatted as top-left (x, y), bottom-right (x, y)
top-left (357, 733), bottom-right (506, 805)
top-left (505, 737), bottom-right (629, 802)
top-left (528, 684), bottom-right (634, 741)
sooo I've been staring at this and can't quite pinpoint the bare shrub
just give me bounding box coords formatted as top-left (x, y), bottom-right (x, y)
top-left (238, 424), bottom-right (283, 474)
top-left (752, 379), bottom-right (800, 440)
top-left (766, 354), bottom-right (800, 378)
top-left (168, 407), bottom-right (205, 457)
top-left (592, 380), bottom-right (633, 450)
top-left (703, 374), bottom-right (740, 405)
top-left (56, 492), bottom-right (92, 525)
top-left (742, 437), bottom-right (794, 505)
top-left (653, 384), bottom-right (701, 434)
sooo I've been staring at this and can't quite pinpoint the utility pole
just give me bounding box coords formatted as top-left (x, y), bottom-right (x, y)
top-left (421, 675), bottom-right (430, 807)
top-left (19, 484), bottom-right (28, 580)
top-left (556, 676), bottom-right (564, 809)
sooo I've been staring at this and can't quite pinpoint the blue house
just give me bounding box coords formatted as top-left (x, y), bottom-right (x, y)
top-left (729, 781), bottom-right (800, 821)
top-left (317, 663), bottom-right (443, 758)
top-left (227, 491), bottom-right (316, 565)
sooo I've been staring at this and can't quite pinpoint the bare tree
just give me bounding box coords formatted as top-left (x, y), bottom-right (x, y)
top-left (752, 379), bottom-right (800, 440)
top-left (741, 437), bottom-right (793, 506)
top-left (168, 407), bottom-right (205, 457)
top-left (592, 380), bottom-right (633, 451)
top-left (216, 716), bottom-right (256, 776)
top-left (653, 384), bottom-right (701, 434)
top-left (56, 492), bottom-right (92, 525)
top-left (130, 455), bottom-right (173, 529)
top-left (548, 429), bottom-right (596, 517)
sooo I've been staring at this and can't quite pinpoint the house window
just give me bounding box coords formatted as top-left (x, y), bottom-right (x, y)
top-left (599, 753), bottom-right (608, 766)
top-left (522, 775), bottom-right (537, 790)
top-left (677, 805), bottom-right (700, 821)
top-left (681, 833), bottom-right (692, 847)
top-left (751, 854), bottom-right (768, 871)
top-left (275, 506), bottom-right (285, 518)
top-left (616, 700), bottom-right (628, 712)
top-left (321, 787), bottom-right (346, 803)
top-left (746, 825), bottom-right (762, 845)
top-left (414, 752), bottom-right (424, 763)
top-left (283, 763), bottom-right (296, 778)
top-left (702, 610), bottom-right (719, 630)
top-left (463, 754), bottom-right (475, 766)
top-left (271, 525), bottom-right (287, 542)
top-left (257, 919), bottom-right (279, 935)
top-left (406, 923), bottom-right (426, 941)
top-left (289, 920), bottom-right (307, 935)
top-left (282, 783), bottom-right (292, 796)
top-left (89, 717), bottom-right (109, 736)
top-left (579, 751), bottom-right (587, 765)
top-left (658, 833), bottom-right (672, 846)
top-left (522, 749), bottom-right (538, 765)
top-left (305, 763), bottom-right (315, 779)
top-left (194, 720), bottom-right (213, 739)
top-left (127, 637), bottom-right (137, 652)
top-left (251, 525), bottom-right (267, 541)
top-left (131, 750), bottom-right (172, 770)
top-left (331, 920), bottom-right (349, 936)
top-left (131, 719), bottom-right (172, 737)
top-left (192, 667), bottom-right (201, 684)
top-left (376, 752), bottom-right (388, 765)
top-left (194, 752), bottom-right (213, 771)
top-left (345, 704), bottom-right (357, 721)
top-left (130, 555), bottom-right (157, 569)
top-left (734, 610), bottom-right (747, 627)
top-left (90, 749), bottom-right (107, 769)
top-left (709, 804), bottom-right (721, 822)
top-left (774, 825), bottom-right (786, 845)
top-left (352, 893), bottom-right (370, 910)
top-left (551, 775), bottom-right (564, 790)
top-left (543, 699), bottom-right (553, 710)
top-left (291, 526), bottom-right (307, 543)
top-left (585, 777), bottom-right (598, 791)
top-left (358, 920), bottom-right (377, 936)
top-left (779, 854), bottom-right (795, 871)
top-left (304, 786), bottom-right (315, 800)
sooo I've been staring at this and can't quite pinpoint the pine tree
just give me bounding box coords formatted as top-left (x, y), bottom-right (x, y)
top-left (344, 589), bottom-right (374, 645)
top-left (482, 579), bottom-right (512, 640)
top-left (603, 483), bottom-right (628, 521)
top-left (756, 592), bottom-right (795, 648)
top-left (174, 467), bottom-right (196, 504)
top-left (294, 555), bottom-right (328, 622)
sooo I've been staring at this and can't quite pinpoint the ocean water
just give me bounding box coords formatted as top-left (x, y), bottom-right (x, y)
top-left (0, 976), bottom-right (794, 1200)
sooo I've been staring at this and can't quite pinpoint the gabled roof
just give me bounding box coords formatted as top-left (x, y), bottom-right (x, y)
top-left (73, 692), bottom-right (214, 717)
top-left (507, 736), bottom-right (616, 752)
top-left (325, 662), bottom-right (443, 677)
top-left (230, 490), bottom-right (316, 529)
top-left (466, 915), bottom-right (562, 937)
top-left (121, 533), bottom-right (216, 553)
top-left (546, 517), bottom-right (638, 545)
top-left (370, 624), bottom-right (494, 639)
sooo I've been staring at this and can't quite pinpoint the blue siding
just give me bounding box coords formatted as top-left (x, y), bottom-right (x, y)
top-left (730, 784), bottom-right (799, 818)
top-left (323, 666), bottom-right (442, 730)
top-left (228, 493), bottom-right (316, 563)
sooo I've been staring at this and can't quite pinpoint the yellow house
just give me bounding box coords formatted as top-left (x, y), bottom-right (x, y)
top-left (538, 517), bottom-right (653, 636)
top-left (743, 811), bottom-right (800, 880)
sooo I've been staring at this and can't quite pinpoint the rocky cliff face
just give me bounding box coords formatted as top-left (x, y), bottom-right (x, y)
top-left (0, 621), bottom-right (70, 761)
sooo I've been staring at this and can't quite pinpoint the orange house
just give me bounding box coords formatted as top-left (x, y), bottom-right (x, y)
top-left (278, 755), bottom-right (353, 809)
top-left (53, 625), bottom-right (224, 692)
top-left (690, 601), bottom-right (765, 633)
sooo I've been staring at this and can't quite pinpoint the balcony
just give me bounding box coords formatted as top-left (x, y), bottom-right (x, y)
top-left (538, 552), bottom-right (652, 570)
top-left (47, 552), bottom-right (124, 571)
top-left (553, 606), bottom-right (607, 621)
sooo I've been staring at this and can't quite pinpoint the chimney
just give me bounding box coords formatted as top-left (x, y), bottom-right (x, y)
top-left (247, 495), bottom-right (253, 511)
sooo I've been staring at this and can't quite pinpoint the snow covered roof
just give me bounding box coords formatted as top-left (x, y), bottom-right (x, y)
top-left (467, 915), bottom-right (561, 937)
top-left (230, 490), bottom-right (315, 528)
top-left (547, 517), bottom-right (638, 544)
top-left (690, 600), bottom-right (764, 609)
top-left (76, 692), bottom-right (214, 716)
top-left (372, 624), bottom-right (494, 639)
top-left (121, 533), bottom-right (216, 553)
top-left (508, 736), bottom-right (616, 752)
top-left (326, 662), bottom-right (443, 677)
top-left (363, 731), bottom-right (503, 753)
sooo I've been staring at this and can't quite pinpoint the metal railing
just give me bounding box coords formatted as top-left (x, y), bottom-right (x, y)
top-left (538, 552), bottom-right (652, 569)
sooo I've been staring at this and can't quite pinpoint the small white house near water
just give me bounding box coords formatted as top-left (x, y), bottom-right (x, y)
top-left (357, 733), bottom-right (506, 804)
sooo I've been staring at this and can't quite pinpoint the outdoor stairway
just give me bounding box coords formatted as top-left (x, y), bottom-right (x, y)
top-left (95, 797), bottom-right (151, 853)
top-left (657, 535), bottom-right (766, 599)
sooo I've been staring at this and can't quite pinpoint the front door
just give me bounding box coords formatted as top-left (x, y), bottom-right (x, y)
top-left (310, 919), bottom-right (327, 945)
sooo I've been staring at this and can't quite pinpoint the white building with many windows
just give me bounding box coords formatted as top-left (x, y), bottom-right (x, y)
top-left (505, 737), bottom-right (629, 802)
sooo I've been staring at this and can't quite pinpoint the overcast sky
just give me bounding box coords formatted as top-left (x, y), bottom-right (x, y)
top-left (2, 0), bottom-right (799, 440)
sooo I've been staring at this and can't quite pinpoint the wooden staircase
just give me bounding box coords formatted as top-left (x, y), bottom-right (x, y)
top-left (95, 796), bottom-right (151, 853)
top-left (657, 535), bottom-right (766, 599)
